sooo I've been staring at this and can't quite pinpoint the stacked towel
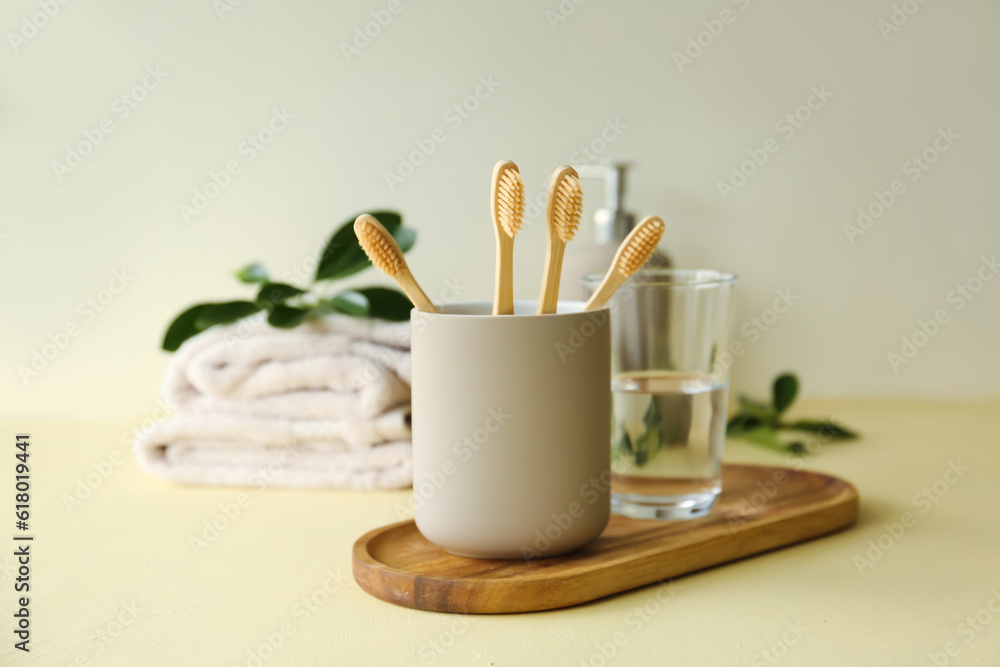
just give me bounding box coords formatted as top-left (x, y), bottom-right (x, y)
top-left (135, 313), bottom-right (413, 490)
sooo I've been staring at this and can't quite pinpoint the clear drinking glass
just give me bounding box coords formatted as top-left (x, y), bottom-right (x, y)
top-left (583, 268), bottom-right (737, 520)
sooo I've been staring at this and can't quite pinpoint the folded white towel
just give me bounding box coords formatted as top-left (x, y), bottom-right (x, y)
top-left (135, 410), bottom-right (412, 490)
top-left (163, 313), bottom-right (412, 419)
top-left (135, 313), bottom-right (414, 490)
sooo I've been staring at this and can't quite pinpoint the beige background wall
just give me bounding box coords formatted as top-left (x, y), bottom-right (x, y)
top-left (2, 0), bottom-right (998, 418)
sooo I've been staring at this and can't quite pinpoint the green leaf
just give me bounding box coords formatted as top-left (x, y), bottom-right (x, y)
top-left (193, 301), bottom-right (261, 330)
top-left (741, 427), bottom-right (789, 452)
top-left (327, 290), bottom-right (370, 317)
top-left (162, 300), bottom-right (262, 352)
top-left (392, 227), bottom-right (416, 253)
top-left (620, 429), bottom-right (633, 454)
top-left (612, 428), bottom-right (632, 461)
top-left (643, 397), bottom-right (664, 433)
top-left (234, 262), bottom-right (269, 284)
top-left (315, 211), bottom-right (403, 281)
top-left (727, 413), bottom-right (763, 437)
top-left (772, 373), bottom-right (799, 414)
top-left (737, 396), bottom-right (776, 423)
top-left (162, 304), bottom-right (214, 352)
top-left (268, 304), bottom-right (310, 328)
top-left (355, 287), bottom-right (413, 321)
top-left (633, 445), bottom-right (648, 467)
top-left (256, 282), bottom-right (306, 309)
top-left (784, 419), bottom-right (859, 440)
top-left (633, 429), bottom-right (660, 467)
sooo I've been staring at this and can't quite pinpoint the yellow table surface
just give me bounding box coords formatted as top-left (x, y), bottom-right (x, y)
top-left (2, 398), bottom-right (998, 666)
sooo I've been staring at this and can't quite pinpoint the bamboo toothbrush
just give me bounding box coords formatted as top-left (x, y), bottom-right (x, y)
top-left (583, 215), bottom-right (665, 311)
top-left (537, 166), bottom-right (584, 314)
top-left (353, 214), bottom-right (439, 313)
top-left (491, 160), bottom-right (525, 315)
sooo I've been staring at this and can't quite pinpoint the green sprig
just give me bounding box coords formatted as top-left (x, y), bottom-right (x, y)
top-left (726, 373), bottom-right (859, 454)
top-left (161, 211), bottom-right (415, 352)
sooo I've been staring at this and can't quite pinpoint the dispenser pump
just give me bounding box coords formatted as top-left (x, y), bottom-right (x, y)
top-left (574, 163), bottom-right (636, 244)
top-left (558, 162), bottom-right (670, 301)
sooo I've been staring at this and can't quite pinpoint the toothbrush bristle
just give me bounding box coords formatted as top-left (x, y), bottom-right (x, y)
top-left (617, 216), bottom-right (665, 276)
top-left (354, 215), bottom-right (403, 276)
top-left (551, 172), bottom-right (583, 243)
top-left (495, 164), bottom-right (525, 237)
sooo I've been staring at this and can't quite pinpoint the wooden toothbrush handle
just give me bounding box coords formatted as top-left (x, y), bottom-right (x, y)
top-left (583, 272), bottom-right (624, 311)
top-left (397, 269), bottom-right (438, 313)
top-left (537, 237), bottom-right (566, 315)
top-left (493, 233), bottom-right (514, 315)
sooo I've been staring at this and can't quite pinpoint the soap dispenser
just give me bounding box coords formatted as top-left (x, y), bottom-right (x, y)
top-left (559, 163), bottom-right (670, 301)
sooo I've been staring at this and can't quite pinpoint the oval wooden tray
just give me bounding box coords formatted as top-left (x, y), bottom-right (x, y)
top-left (352, 464), bottom-right (858, 614)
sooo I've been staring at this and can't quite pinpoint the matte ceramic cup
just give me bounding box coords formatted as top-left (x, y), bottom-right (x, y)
top-left (411, 300), bottom-right (611, 559)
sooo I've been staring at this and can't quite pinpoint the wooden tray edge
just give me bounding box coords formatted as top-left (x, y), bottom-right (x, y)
top-left (353, 469), bottom-right (861, 614)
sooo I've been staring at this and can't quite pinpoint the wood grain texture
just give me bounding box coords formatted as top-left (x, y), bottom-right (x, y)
top-left (537, 236), bottom-right (566, 314)
top-left (583, 270), bottom-right (625, 311)
top-left (492, 232), bottom-right (514, 315)
top-left (397, 267), bottom-right (438, 313)
top-left (490, 160), bottom-right (523, 316)
top-left (353, 464), bottom-right (859, 614)
top-left (354, 213), bottom-right (437, 313)
top-left (583, 215), bottom-right (664, 311)
top-left (537, 166), bottom-right (582, 314)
